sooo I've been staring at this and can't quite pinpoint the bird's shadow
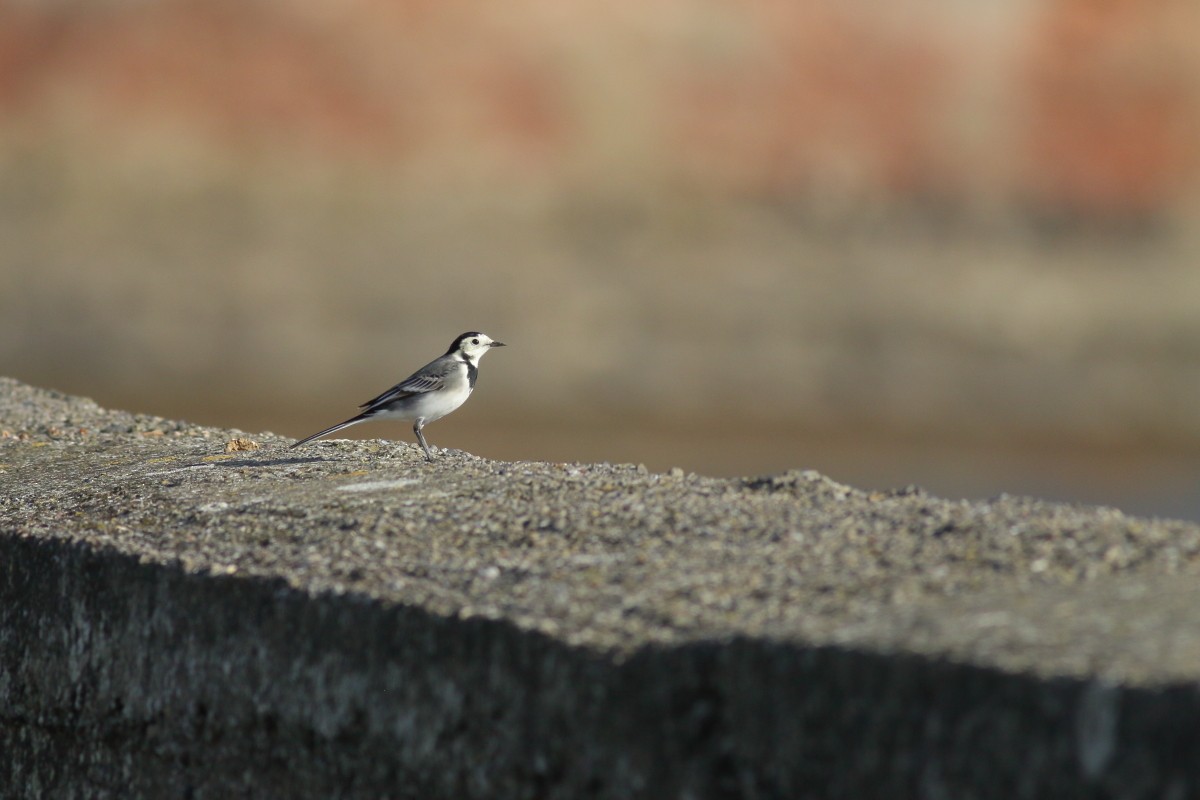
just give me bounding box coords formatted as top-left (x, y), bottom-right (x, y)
top-left (212, 456), bottom-right (326, 468)
top-left (207, 448), bottom-right (418, 469)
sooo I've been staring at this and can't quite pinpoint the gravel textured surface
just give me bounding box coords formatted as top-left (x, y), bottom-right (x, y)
top-left (4, 375), bottom-right (1200, 684)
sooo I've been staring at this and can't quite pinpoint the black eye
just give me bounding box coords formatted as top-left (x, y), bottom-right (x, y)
top-left (472, 338), bottom-right (479, 345)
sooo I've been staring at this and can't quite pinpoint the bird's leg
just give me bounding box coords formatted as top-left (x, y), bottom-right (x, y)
top-left (413, 419), bottom-right (434, 460)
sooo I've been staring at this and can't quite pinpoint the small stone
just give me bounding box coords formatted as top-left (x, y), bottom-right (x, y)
top-left (225, 437), bottom-right (261, 453)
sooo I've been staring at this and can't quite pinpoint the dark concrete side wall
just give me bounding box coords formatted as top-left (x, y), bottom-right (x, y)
top-left (3, 533), bottom-right (1199, 799)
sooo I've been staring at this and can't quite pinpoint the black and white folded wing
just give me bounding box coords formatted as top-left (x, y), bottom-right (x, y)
top-left (357, 358), bottom-right (455, 411)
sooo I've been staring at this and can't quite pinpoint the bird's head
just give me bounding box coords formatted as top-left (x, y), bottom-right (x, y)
top-left (449, 331), bottom-right (506, 361)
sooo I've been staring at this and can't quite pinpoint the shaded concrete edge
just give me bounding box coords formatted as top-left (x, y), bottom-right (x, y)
top-left (2, 533), bottom-right (1197, 800)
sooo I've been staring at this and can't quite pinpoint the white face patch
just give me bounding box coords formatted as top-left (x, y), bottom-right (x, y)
top-left (459, 334), bottom-right (500, 361)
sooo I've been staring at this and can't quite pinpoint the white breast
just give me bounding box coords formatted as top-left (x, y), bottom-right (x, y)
top-left (409, 379), bottom-right (473, 423)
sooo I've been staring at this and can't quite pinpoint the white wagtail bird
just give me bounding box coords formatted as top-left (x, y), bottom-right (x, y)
top-left (291, 332), bottom-right (506, 459)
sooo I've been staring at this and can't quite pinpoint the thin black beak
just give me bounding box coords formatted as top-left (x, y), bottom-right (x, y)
top-left (491, 341), bottom-right (507, 347)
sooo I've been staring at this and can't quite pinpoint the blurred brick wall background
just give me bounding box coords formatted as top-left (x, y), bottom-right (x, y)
top-left (2, 0), bottom-right (1198, 515)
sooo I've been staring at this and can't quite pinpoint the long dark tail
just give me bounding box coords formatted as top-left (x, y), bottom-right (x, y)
top-left (290, 412), bottom-right (372, 449)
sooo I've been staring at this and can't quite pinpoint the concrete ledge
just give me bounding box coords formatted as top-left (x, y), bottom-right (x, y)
top-left (3, 377), bottom-right (1200, 798)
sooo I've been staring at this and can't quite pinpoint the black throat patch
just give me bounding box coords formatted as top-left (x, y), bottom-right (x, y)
top-left (464, 358), bottom-right (479, 389)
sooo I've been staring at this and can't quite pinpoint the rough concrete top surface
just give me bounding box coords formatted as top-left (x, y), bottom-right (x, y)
top-left (3, 376), bottom-right (1200, 686)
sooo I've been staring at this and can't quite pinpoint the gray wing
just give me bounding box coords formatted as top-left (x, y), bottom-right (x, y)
top-left (359, 356), bottom-right (457, 410)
